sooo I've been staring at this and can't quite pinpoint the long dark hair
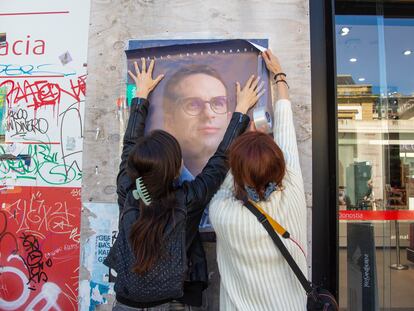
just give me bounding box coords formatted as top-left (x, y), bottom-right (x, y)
top-left (126, 130), bottom-right (182, 275)
top-left (229, 131), bottom-right (286, 200)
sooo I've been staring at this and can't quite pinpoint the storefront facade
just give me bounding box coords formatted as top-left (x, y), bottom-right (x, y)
top-left (312, 1), bottom-right (414, 309)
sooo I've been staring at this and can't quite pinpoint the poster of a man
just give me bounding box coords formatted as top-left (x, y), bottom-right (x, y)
top-left (126, 39), bottom-right (271, 178)
top-left (125, 40), bottom-right (271, 228)
top-left (163, 65), bottom-right (231, 175)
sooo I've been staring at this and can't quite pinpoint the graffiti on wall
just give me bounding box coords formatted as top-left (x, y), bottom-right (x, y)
top-left (0, 0), bottom-right (90, 310)
top-left (0, 98), bottom-right (84, 187)
top-left (0, 187), bottom-right (81, 310)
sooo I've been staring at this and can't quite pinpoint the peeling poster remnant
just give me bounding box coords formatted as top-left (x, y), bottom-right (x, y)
top-left (80, 203), bottom-right (119, 310)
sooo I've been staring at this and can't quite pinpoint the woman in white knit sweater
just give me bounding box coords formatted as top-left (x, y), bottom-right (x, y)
top-left (209, 50), bottom-right (307, 311)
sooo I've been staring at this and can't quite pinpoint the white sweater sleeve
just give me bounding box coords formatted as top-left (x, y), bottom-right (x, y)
top-left (273, 99), bottom-right (301, 173)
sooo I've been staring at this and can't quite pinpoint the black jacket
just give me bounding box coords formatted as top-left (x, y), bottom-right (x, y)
top-left (113, 97), bottom-right (249, 307)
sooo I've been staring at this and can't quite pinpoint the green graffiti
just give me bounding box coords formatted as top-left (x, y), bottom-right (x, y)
top-left (0, 144), bottom-right (81, 185)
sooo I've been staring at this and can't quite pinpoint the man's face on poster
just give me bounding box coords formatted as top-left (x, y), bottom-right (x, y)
top-left (163, 68), bottom-right (231, 173)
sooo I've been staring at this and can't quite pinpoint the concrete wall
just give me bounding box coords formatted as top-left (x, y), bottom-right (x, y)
top-left (81, 0), bottom-right (312, 309)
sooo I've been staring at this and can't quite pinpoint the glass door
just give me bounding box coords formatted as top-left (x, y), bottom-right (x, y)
top-left (335, 1), bottom-right (414, 310)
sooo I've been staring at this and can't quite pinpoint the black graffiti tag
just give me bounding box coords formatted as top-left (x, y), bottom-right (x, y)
top-left (7, 108), bottom-right (49, 137)
top-left (19, 233), bottom-right (53, 289)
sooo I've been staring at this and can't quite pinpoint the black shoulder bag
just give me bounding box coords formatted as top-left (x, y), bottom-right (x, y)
top-left (244, 199), bottom-right (338, 311)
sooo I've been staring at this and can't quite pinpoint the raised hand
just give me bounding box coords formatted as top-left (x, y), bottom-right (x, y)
top-left (235, 75), bottom-right (265, 114)
top-left (262, 49), bottom-right (289, 100)
top-left (128, 58), bottom-right (164, 99)
top-left (262, 49), bottom-right (282, 75)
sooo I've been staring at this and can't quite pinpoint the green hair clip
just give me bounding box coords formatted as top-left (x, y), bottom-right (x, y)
top-left (132, 177), bottom-right (151, 206)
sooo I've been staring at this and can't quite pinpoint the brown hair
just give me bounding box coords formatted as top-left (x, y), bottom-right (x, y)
top-left (229, 131), bottom-right (286, 200)
top-left (126, 130), bottom-right (182, 275)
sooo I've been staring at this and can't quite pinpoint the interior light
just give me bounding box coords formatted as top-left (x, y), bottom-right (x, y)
top-left (403, 50), bottom-right (412, 56)
top-left (358, 78), bottom-right (365, 82)
top-left (341, 27), bottom-right (350, 36)
top-left (349, 58), bottom-right (357, 62)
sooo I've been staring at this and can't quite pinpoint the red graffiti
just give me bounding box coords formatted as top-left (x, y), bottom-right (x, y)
top-left (5, 190), bottom-right (79, 240)
top-left (0, 74), bottom-right (86, 112)
top-left (0, 186), bottom-right (80, 311)
top-left (69, 75), bottom-right (86, 103)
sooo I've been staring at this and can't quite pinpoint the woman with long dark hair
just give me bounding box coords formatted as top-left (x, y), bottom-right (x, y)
top-left (209, 50), bottom-right (308, 310)
top-left (104, 58), bottom-right (263, 310)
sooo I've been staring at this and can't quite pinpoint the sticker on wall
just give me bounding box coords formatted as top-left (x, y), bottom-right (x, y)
top-left (59, 51), bottom-right (73, 65)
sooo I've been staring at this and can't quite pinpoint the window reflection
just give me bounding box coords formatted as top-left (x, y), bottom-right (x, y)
top-left (337, 16), bottom-right (414, 213)
top-left (336, 12), bottom-right (414, 310)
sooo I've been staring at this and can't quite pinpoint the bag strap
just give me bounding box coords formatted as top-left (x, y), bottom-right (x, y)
top-left (249, 200), bottom-right (291, 239)
top-left (243, 199), bottom-right (313, 294)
